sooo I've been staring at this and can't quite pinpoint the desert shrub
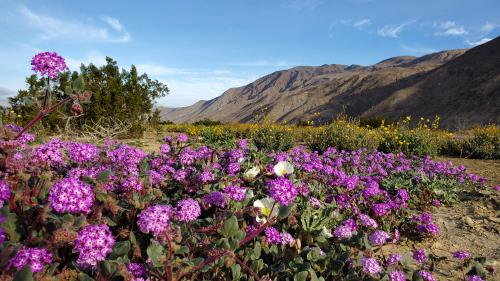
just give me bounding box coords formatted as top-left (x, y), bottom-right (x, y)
top-left (192, 118), bottom-right (223, 126)
top-left (198, 126), bottom-right (236, 147)
top-left (250, 123), bottom-right (295, 152)
top-left (378, 117), bottom-right (449, 157)
top-left (305, 119), bottom-right (380, 152)
top-left (359, 116), bottom-right (395, 128)
top-left (442, 125), bottom-right (500, 159)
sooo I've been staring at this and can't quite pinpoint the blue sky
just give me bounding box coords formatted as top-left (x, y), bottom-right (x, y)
top-left (0, 0), bottom-right (498, 107)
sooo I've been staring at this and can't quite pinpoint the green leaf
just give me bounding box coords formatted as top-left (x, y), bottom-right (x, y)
top-left (62, 214), bottom-right (75, 226)
top-left (250, 241), bottom-right (261, 260)
top-left (97, 170), bottom-right (112, 183)
top-left (278, 203), bottom-right (294, 218)
top-left (77, 272), bottom-right (94, 281)
top-left (1, 207), bottom-right (20, 242)
top-left (294, 271), bottom-right (309, 281)
top-left (231, 264), bottom-right (241, 280)
top-left (412, 270), bottom-right (423, 281)
top-left (221, 215), bottom-right (239, 238)
top-left (72, 76), bottom-right (85, 91)
top-left (147, 240), bottom-right (165, 267)
top-left (110, 241), bottom-right (130, 259)
top-left (13, 265), bottom-right (33, 281)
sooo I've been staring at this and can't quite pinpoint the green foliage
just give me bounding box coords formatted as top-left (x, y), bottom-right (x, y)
top-left (192, 118), bottom-right (223, 126)
top-left (442, 125), bottom-right (500, 159)
top-left (251, 124), bottom-right (295, 152)
top-left (304, 119), bottom-right (380, 153)
top-left (7, 57), bottom-right (168, 136)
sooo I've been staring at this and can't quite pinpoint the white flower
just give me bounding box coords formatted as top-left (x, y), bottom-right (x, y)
top-left (273, 161), bottom-right (294, 176)
top-left (253, 197), bottom-right (279, 223)
top-left (246, 190), bottom-right (255, 199)
top-left (321, 226), bottom-right (333, 238)
top-left (238, 157), bottom-right (246, 164)
top-left (244, 166), bottom-right (260, 179)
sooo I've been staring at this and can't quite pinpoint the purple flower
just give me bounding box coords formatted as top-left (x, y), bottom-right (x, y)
top-left (127, 262), bottom-right (147, 278)
top-left (369, 230), bottom-right (390, 246)
top-left (372, 203), bottom-right (391, 217)
top-left (137, 204), bottom-right (174, 237)
top-left (227, 162), bottom-right (241, 174)
top-left (237, 139), bottom-right (249, 149)
top-left (177, 133), bottom-right (188, 142)
top-left (179, 148), bottom-right (197, 165)
top-left (175, 199), bottom-right (201, 222)
top-left (0, 179), bottom-right (11, 207)
top-left (199, 169), bottom-right (215, 183)
top-left (264, 227), bottom-right (282, 244)
top-left (31, 52), bottom-right (67, 78)
top-left (386, 253), bottom-right (403, 266)
top-left (74, 224), bottom-right (115, 268)
top-left (390, 271), bottom-right (406, 281)
top-left (224, 186), bottom-right (246, 201)
top-left (9, 247), bottom-right (52, 272)
top-left (267, 177), bottom-right (298, 206)
top-left (361, 257), bottom-right (381, 275)
top-left (468, 275), bottom-right (485, 281)
top-left (66, 142), bottom-right (99, 163)
top-left (412, 248), bottom-right (427, 263)
top-left (359, 214), bottom-right (378, 228)
top-left (160, 144), bottom-right (171, 154)
top-left (452, 250), bottom-right (471, 261)
top-left (48, 177), bottom-right (94, 214)
top-left (333, 225), bottom-right (353, 240)
top-left (418, 271), bottom-right (436, 281)
top-left (281, 232), bottom-right (295, 246)
top-left (309, 197), bottom-right (321, 208)
top-left (431, 199), bottom-right (441, 207)
top-left (203, 191), bottom-right (227, 208)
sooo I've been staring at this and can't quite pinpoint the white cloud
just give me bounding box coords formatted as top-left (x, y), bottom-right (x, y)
top-left (288, 0), bottom-right (324, 11)
top-left (353, 19), bottom-right (371, 29)
top-left (377, 20), bottom-right (416, 38)
top-left (480, 22), bottom-right (498, 34)
top-left (157, 75), bottom-right (257, 107)
top-left (465, 38), bottom-right (492, 46)
top-left (433, 21), bottom-right (468, 36)
top-left (18, 5), bottom-right (130, 43)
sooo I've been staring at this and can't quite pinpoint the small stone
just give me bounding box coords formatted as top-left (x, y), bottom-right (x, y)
top-left (462, 216), bottom-right (474, 227)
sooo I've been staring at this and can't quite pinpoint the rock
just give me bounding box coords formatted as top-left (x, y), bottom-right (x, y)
top-left (462, 216), bottom-right (475, 227)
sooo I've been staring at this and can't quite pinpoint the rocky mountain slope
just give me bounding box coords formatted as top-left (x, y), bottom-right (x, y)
top-left (160, 36), bottom-right (500, 129)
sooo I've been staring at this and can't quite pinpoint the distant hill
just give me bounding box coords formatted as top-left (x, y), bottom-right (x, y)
top-left (160, 36), bottom-right (500, 129)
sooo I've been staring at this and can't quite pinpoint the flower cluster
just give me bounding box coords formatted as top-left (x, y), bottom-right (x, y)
top-left (74, 224), bottom-right (115, 268)
top-left (267, 177), bottom-right (298, 206)
top-left (48, 177), bottom-right (94, 214)
top-left (224, 185), bottom-right (247, 201)
top-left (31, 51), bottom-right (67, 78)
top-left (175, 199), bottom-right (201, 222)
top-left (203, 191), bottom-right (227, 207)
top-left (9, 247), bottom-right (53, 272)
top-left (137, 204), bottom-right (174, 237)
top-left (0, 179), bottom-right (10, 207)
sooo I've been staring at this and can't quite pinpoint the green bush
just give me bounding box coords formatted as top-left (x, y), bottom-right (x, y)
top-left (442, 125), bottom-right (500, 159)
top-left (305, 120), bottom-right (380, 152)
top-left (251, 125), bottom-right (295, 152)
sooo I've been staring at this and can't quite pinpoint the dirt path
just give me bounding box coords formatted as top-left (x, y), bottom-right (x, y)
top-left (406, 156), bottom-right (500, 280)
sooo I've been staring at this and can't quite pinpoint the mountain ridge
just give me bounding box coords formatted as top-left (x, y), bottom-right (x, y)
top-left (160, 37), bottom-right (500, 129)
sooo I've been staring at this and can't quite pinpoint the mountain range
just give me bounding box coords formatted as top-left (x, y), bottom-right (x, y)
top-left (160, 36), bottom-right (500, 129)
